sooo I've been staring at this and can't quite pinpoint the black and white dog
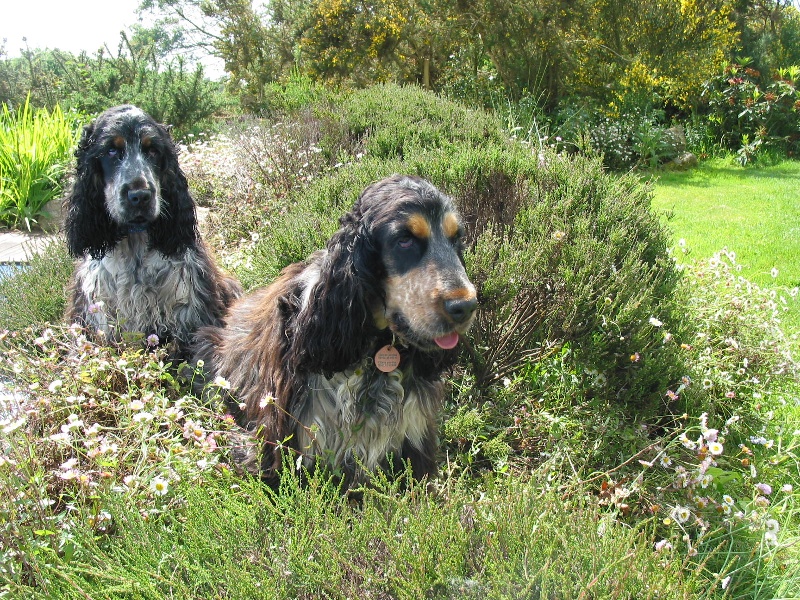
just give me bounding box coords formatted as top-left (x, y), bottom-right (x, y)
top-left (64, 105), bottom-right (240, 355)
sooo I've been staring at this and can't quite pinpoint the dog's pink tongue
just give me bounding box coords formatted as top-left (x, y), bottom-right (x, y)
top-left (434, 332), bottom-right (460, 350)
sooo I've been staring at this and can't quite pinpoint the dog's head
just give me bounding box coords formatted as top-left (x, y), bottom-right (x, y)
top-left (65, 105), bottom-right (197, 259)
top-left (294, 175), bottom-right (477, 374)
top-left (360, 175), bottom-right (477, 352)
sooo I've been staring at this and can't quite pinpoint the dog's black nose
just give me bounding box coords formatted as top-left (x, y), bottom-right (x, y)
top-left (128, 188), bottom-right (151, 205)
top-left (444, 297), bottom-right (478, 324)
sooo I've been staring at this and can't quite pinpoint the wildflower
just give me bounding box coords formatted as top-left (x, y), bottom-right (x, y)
top-left (201, 435), bottom-right (218, 453)
top-left (707, 441), bottom-right (724, 456)
top-left (184, 421), bottom-right (205, 442)
top-left (699, 413), bottom-right (709, 430)
top-left (781, 484), bottom-right (793, 493)
top-left (88, 301), bottom-right (105, 314)
top-left (764, 531), bottom-right (778, 546)
top-left (1, 417), bottom-right (26, 435)
top-left (132, 411), bottom-right (154, 423)
top-left (48, 379), bottom-right (63, 393)
top-left (770, 267), bottom-right (779, 278)
top-left (672, 506), bottom-right (691, 523)
top-left (630, 352), bottom-right (640, 362)
top-left (755, 496), bottom-right (770, 508)
top-left (654, 539), bottom-right (672, 552)
top-left (60, 458), bottom-right (79, 471)
top-left (259, 393), bottom-right (276, 409)
top-left (649, 317), bottom-right (663, 327)
top-left (765, 519), bottom-right (779, 533)
top-left (703, 428), bottom-right (718, 442)
top-left (659, 455), bottom-right (672, 468)
top-left (150, 477), bottom-right (169, 496)
top-left (702, 379), bottom-right (713, 389)
top-left (700, 474), bottom-right (713, 488)
top-left (694, 497), bottom-right (708, 510)
top-left (49, 432), bottom-right (72, 444)
top-left (551, 230), bottom-right (566, 242)
top-left (721, 576), bottom-right (731, 590)
top-left (212, 376), bottom-right (231, 390)
top-left (723, 495), bottom-right (735, 506)
top-left (129, 399), bottom-right (145, 411)
top-left (754, 482), bottom-right (772, 495)
top-left (665, 389), bottom-right (678, 401)
top-left (61, 414), bottom-right (84, 432)
top-left (725, 391), bottom-right (736, 399)
top-left (146, 334), bottom-right (160, 347)
top-left (679, 433), bottom-right (696, 450)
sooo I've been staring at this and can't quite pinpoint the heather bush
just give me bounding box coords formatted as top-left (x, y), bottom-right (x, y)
top-left (0, 241), bottom-right (72, 331)
top-left (237, 141), bottom-right (681, 413)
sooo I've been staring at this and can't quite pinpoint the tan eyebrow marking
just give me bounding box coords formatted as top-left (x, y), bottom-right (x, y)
top-left (443, 212), bottom-right (460, 238)
top-left (113, 136), bottom-right (125, 149)
top-left (141, 136), bottom-right (152, 149)
top-left (406, 213), bottom-right (431, 239)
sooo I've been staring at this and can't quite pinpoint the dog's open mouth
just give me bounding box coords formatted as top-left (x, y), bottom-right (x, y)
top-left (433, 332), bottom-right (460, 349)
top-left (388, 313), bottom-right (464, 351)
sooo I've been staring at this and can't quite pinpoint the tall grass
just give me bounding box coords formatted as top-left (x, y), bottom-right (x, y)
top-left (0, 98), bottom-right (78, 231)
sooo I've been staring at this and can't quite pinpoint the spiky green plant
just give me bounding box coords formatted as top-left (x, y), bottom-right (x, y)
top-left (0, 98), bottom-right (78, 231)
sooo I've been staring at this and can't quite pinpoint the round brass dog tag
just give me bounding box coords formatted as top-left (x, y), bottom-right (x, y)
top-left (374, 345), bottom-right (401, 372)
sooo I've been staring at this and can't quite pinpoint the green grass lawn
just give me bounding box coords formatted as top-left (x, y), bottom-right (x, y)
top-left (650, 158), bottom-right (800, 335)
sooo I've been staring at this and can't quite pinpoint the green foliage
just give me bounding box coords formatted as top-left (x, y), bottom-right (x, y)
top-left (225, 86), bottom-right (681, 410)
top-left (0, 240), bottom-right (73, 330)
top-left (0, 323), bottom-right (702, 597)
top-left (3, 84), bottom-right (800, 598)
top-left (0, 43), bottom-right (229, 140)
top-left (700, 60), bottom-right (800, 162)
top-left (335, 84), bottom-right (508, 159)
top-left (0, 99), bottom-right (78, 230)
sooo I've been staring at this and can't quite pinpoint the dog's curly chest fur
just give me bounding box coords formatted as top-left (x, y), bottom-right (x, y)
top-left (294, 361), bottom-right (441, 475)
top-left (77, 235), bottom-right (207, 344)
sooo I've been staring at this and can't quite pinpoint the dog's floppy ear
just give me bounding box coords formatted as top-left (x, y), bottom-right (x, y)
top-left (64, 120), bottom-right (122, 259)
top-left (147, 123), bottom-right (198, 257)
top-left (289, 200), bottom-right (384, 375)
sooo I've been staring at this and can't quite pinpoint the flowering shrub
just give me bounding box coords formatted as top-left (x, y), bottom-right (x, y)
top-left (0, 325), bottom-right (237, 581)
top-left (701, 61), bottom-right (800, 162)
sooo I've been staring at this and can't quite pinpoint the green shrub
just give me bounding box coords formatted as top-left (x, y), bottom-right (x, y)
top-left (334, 84), bottom-right (508, 159)
top-left (700, 60), bottom-right (800, 162)
top-left (0, 47), bottom-right (230, 142)
top-left (240, 143), bottom-right (680, 411)
top-left (0, 99), bottom-right (78, 230)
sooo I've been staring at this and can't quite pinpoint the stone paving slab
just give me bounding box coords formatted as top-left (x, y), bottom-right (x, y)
top-left (0, 206), bottom-right (208, 264)
top-left (0, 230), bottom-right (61, 263)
